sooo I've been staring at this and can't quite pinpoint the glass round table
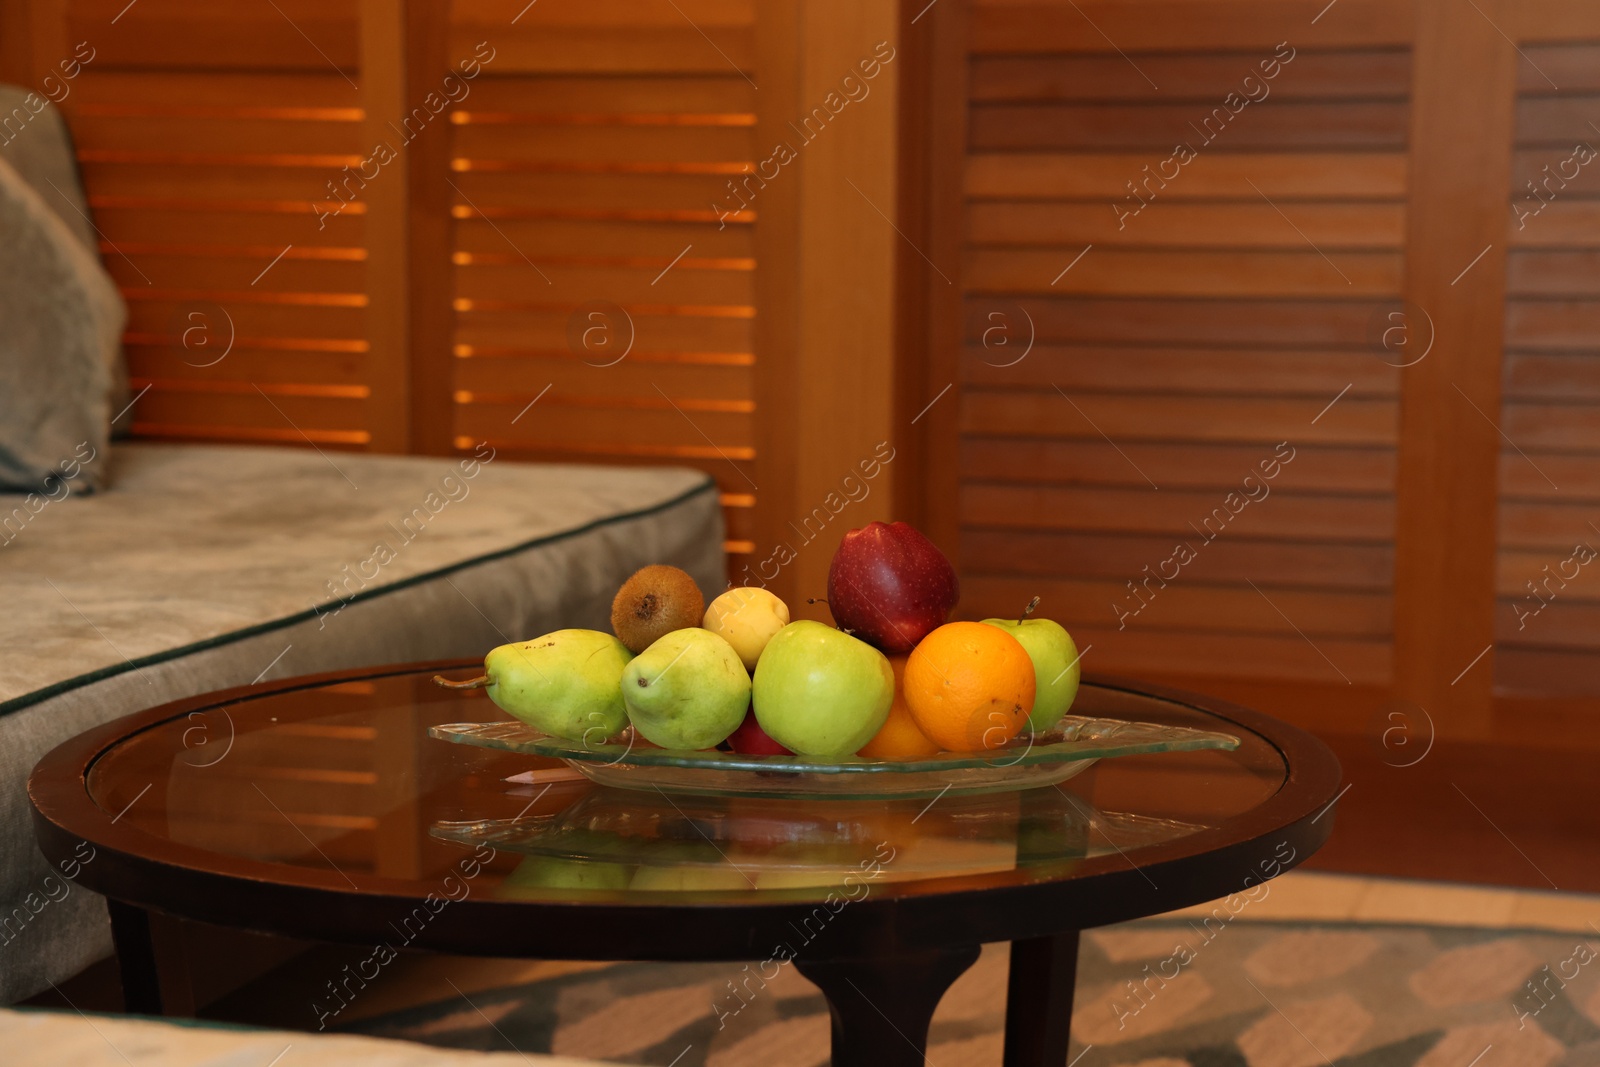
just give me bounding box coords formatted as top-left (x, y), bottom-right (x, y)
top-left (29, 661), bottom-right (1341, 1067)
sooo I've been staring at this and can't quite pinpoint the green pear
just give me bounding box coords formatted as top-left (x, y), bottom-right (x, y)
top-left (752, 620), bottom-right (893, 758)
top-left (497, 856), bottom-right (633, 896)
top-left (484, 629), bottom-right (634, 743)
top-left (980, 617), bottom-right (1080, 732)
top-left (621, 628), bottom-right (750, 749)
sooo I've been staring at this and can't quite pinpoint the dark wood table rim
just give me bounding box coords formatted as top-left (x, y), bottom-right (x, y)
top-left (30, 660), bottom-right (1342, 964)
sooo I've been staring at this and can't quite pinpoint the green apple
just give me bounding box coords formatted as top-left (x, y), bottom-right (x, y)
top-left (497, 856), bottom-right (633, 896)
top-left (622, 628), bottom-right (750, 749)
top-left (702, 587), bottom-right (791, 670)
top-left (484, 629), bottom-right (634, 742)
top-left (630, 865), bottom-right (752, 891)
top-left (980, 617), bottom-right (1080, 731)
top-left (752, 621), bottom-right (893, 758)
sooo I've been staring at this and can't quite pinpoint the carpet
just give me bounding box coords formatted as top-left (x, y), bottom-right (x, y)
top-left (344, 920), bottom-right (1600, 1066)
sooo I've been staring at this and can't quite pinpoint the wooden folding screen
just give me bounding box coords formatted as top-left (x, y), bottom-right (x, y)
top-left (910, 0), bottom-right (1600, 732)
top-left (444, 0), bottom-right (761, 568)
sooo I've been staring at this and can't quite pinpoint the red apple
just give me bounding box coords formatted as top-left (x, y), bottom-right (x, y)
top-left (726, 707), bottom-right (791, 755)
top-left (826, 521), bottom-right (959, 653)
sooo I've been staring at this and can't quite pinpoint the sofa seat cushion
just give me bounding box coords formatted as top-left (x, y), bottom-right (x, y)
top-left (1, 1007), bottom-right (616, 1066)
top-left (1, 442), bottom-right (723, 1002)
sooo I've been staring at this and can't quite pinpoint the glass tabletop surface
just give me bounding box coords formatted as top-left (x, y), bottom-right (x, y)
top-left (84, 668), bottom-right (1291, 903)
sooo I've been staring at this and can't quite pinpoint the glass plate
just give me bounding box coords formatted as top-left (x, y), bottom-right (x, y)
top-left (429, 715), bottom-right (1241, 799)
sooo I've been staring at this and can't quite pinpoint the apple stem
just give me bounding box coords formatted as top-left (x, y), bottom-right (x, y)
top-left (806, 597), bottom-right (829, 605)
top-left (433, 674), bottom-right (489, 690)
top-left (1019, 596), bottom-right (1040, 624)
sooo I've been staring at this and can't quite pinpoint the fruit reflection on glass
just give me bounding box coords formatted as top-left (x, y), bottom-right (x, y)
top-left (903, 621), bottom-right (1036, 753)
top-left (751, 620), bottom-right (894, 757)
top-left (981, 598), bottom-right (1082, 733)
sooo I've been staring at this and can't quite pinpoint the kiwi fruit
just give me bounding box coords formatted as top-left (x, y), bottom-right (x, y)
top-left (610, 565), bottom-right (706, 653)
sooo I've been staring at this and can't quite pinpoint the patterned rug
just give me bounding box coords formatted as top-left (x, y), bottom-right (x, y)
top-left (345, 921), bottom-right (1600, 1067)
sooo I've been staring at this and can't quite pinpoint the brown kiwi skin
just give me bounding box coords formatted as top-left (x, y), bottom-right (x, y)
top-left (610, 565), bottom-right (706, 653)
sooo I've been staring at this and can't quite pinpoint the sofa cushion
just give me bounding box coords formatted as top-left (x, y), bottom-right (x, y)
top-left (0, 153), bottom-right (124, 492)
top-left (1, 1007), bottom-right (616, 1066)
top-left (1, 443), bottom-right (723, 1002)
top-left (0, 82), bottom-right (132, 437)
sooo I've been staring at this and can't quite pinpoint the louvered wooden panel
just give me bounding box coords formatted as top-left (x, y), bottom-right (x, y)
top-left (57, 2), bottom-right (373, 448)
top-left (448, 0), bottom-right (760, 571)
top-left (947, 7), bottom-right (1412, 686)
top-left (1494, 42), bottom-right (1600, 696)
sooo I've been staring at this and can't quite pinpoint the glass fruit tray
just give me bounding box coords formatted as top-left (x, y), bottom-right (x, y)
top-left (429, 714), bottom-right (1241, 800)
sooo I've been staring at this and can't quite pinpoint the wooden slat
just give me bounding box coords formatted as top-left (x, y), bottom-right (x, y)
top-left (454, 263), bottom-right (753, 306)
top-left (104, 255), bottom-right (363, 294)
top-left (453, 354), bottom-right (755, 401)
top-left (70, 0), bottom-right (359, 71)
top-left (1516, 44), bottom-right (1600, 94)
top-left (1507, 200), bottom-right (1600, 247)
top-left (124, 299), bottom-right (364, 341)
top-left (67, 115), bottom-right (360, 156)
top-left (959, 392), bottom-right (1397, 445)
top-left (1507, 252), bottom-right (1600, 296)
top-left (1510, 150), bottom-right (1600, 195)
top-left (1502, 501), bottom-right (1600, 550)
top-left (132, 387), bottom-right (366, 431)
top-left (459, 28), bottom-right (755, 75)
top-left (94, 206), bottom-right (364, 249)
top-left (80, 162), bottom-right (361, 204)
top-left (456, 218), bottom-right (752, 259)
top-left (971, 102), bottom-right (1408, 151)
top-left (69, 71), bottom-right (361, 109)
top-left (964, 248), bottom-right (1400, 297)
top-left (963, 528), bottom-right (1394, 591)
top-left (965, 298), bottom-right (1394, 346)
top-left (1498, 451), bottom-right (1600, 500)
top-left (968, 201), bottom-right (1406, 249)
top-left (456, 308), bottom-right (751, 354)
top-left (454, 0), bottom-right (753, 29)
top-left (462, 74), bottom-right (756, 113)
top-left (125, 346), bottom-right (369, 388)
top-left (1499, 550), bottom-right (1600, 598)
top-left (993, 623), bottom-right (1392, 687)
top-left (969, 50), bottom-right (1410, 103)
top-left (968, 0), bottom-right (1413, 52)
top-left (451, 170), bottom-right (733, 217)
top-left (961, 484), bottom-right (1394, 542)
top-left (460, 402), bottom-right (753, 452)
top-left (453, 123), bottom-right (752, 165)
top-left (964, 576), bottom-right (1391, 639)
top-left (1506, 300), bottom-right (1600, 350)
top-left (966, 151), bottom-right (1408, 199)
top-left (961, 346), bottom-right (1400, 397)
top-left (1515, 96), bottom-right (1600, 144)
top-left (961, 439), bottom-right (1395, 492)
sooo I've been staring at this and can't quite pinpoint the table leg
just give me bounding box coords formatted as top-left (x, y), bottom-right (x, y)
top-left (795, 944), bottom-right (980, 1067)
top-left (1003, 930), bottom-right (1081, 1067)
top-left (107, 900), bottom-right (163, 1015)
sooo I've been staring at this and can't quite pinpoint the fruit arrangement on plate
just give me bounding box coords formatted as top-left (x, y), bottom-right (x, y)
top-left (435, 521), bottom-right (1080, 761)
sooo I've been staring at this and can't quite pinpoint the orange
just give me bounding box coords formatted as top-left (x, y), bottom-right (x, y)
top-left (857, 656), bottom-right (940, 760)
top-left (903, 622), bottom-right (1036, 753)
